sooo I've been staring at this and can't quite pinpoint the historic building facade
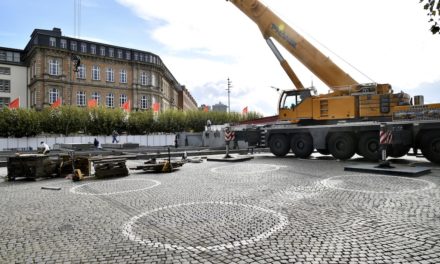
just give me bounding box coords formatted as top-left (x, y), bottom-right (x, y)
top-left (22, 28), bottom-right (197, 111)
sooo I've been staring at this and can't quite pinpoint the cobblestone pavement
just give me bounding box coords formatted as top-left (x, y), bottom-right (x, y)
top-left (1, 154), bottom-right (440, 263)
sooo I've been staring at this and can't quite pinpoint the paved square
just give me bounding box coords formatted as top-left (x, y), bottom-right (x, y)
top-left (1, 154), bottom-right (439, 263)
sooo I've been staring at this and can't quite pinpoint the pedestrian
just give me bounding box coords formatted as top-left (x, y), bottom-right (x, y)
top-left (94, 138), bottom-right (100, 149)
top-left (112, 130), bottom-right (119, 143)
top-left (40, 141), bottom-right (50, 154)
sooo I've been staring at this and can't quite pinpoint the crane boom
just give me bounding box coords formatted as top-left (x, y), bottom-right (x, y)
top-left (227, 0), bottom-right (358, 91)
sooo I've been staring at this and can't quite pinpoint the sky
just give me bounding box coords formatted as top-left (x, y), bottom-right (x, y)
top-left (1, 0), bottom-right (440, 116)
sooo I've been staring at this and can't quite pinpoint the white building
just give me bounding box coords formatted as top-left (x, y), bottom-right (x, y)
top-left (0, 47), bottom-right (27, 108)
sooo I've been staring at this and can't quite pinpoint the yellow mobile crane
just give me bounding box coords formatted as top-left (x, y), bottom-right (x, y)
top-left (227, 0), bottom-right (440, 163)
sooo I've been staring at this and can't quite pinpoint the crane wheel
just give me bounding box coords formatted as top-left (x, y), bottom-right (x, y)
top-left (388, 144), bottom-right (411, 158)
top-left (420, 131), bottom-right (440, 164)
top-left (328, 132), bottom-right (356, 160)
top-left (269, 134), bottom-right (290, 157)
top-left (358, 132), bottom-right (380, 161)
top-left (316, 149), bottom-right (330, 155)
top-left (290, 133), bottom-right (313, 158)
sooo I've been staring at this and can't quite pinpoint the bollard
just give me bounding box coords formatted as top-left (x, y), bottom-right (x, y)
top-left (224, 126), bottom-right (234, 158)
top-left (377, 123), bottom-right (393, 168)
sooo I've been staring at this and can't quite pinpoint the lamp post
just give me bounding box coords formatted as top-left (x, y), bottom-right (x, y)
top-left (226, 78), bottom-right (232, 113)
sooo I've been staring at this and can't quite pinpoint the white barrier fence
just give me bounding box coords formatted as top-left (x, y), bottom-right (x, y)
top-left (0, 134), bottom-right (176, 151)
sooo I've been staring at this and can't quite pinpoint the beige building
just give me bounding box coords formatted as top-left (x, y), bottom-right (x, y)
top-left (23, 28), bottom-right (197, 111)
top-left (0, 47), bottom-right (27, 109)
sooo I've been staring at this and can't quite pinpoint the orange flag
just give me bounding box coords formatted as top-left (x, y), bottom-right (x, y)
top-left (51, 98), bottom-right (62, 108)
top-left (87, 99), bottom-right (97, 108)
top-left (122, 100), bottom-right (131, 112)
top-left (152, 102), bottom-right (160, 113)
top-left (242, 106), bottom-right (248, 115)
top-left (203, 106), bottom-right (209, 112)
top-left (9, 97), bottom-right (19, 109)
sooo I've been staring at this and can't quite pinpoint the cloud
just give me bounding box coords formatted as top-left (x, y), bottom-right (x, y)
top-left (116, 0), bottom-right (440, 116)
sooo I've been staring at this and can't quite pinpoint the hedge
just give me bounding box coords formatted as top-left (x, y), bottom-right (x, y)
top-left (0, 107), bottom-right (263, 137)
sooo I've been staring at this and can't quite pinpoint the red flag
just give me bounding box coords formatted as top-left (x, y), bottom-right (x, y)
top-left (8, 97), bottom-right (19, 109)
top-left (51, 98), bottom-right (62, 108)
top-left (242, 106), bottom-right (248, 115)
top-left (122, 100), bottom-right (131, 112)
top-left (203, 106), bottom-right (209, 112)
top-left (152, 102), bottom-right (160, 112)
top-left (87, 99), bottom-right (97, 108)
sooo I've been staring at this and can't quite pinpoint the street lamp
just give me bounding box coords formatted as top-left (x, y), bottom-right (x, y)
top-left (226, 78), bottom-right (232, 113)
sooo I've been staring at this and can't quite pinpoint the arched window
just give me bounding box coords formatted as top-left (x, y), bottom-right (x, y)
top-left (106, 68), bottom-right (114, 82)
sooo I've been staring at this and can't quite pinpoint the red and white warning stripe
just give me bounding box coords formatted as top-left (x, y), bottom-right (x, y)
top-left (224, 130), bottom-right (235, 141)
top-left (380, 130), bottom-right (393, 145)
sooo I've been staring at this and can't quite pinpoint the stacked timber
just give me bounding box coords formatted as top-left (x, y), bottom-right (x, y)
top-left (93, 158), bottom-right (128, 179)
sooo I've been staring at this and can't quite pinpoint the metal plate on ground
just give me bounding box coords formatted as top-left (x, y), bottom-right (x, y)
top-left (344, 164), bottom-right (431, 177)
top-left (207, 155), bottom-right (254, 162)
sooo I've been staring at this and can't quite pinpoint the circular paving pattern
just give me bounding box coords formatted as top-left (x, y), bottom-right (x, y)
top-left (210, 163), bottom-right (284, 175)
top-left (320, 175), bottom-right (436, 194)
top-left (70, 179), bottom-right (161, 195)
top-left (122, 201), bottom-right (288, 252)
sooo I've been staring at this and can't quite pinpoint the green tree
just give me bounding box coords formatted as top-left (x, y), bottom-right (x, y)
top-left (421, 0), bottom-right (440, 34)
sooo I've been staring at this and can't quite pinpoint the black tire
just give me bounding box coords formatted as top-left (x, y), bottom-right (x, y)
top-left (420, 131), bottom-right (440, 164)
top-left (358, 132), bottom-right (380, 161)
top-left (269, 134), bottom-right (290, 157)
top-left (328, 132), bottom-right (356, 160)
top-left (290, 133), bottom-right (314, 158)
top-left (316, 149), bottom-right (330, 155)
top-left (388, 144), bottom-right (411, 158)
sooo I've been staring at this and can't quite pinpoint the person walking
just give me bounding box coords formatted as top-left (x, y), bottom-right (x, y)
top-left (112, 130), bottom-right (119, 143)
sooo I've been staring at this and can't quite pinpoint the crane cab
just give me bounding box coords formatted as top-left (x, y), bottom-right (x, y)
top-left (278, 89), bottom-right (313, 123)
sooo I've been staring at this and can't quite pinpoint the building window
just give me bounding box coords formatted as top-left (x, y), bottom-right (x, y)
top-left (49, 37), bottom-right (56, 47)
top-left (31, 91), bottom-right (37, 106)
top-left (0, 80), bottom-right (11, 93)
top-left (109, 48), bottom-right (114, 57)
top-left (139, 54), bottom-right (144, 62)
top-left (134, 53), bottom-right (138, 61)
top-left (0, 97), bottom-right (10, 109)
top-left (151, 73), bottom-right (157, 86)
top-left (140, 71), bottom-right (148, 86)
top-left (0, 51), bottom-right (20, 62)
top-left (31, 61), bottom-right (37, 77)
top-left (100, 46), bottom-right (106, 56)
top-left (0, 67), bottom-right (11, 75)
top-left (140, 95), bottom-right (148, 109)
top-left (125, 51), bottom-right (131, 60)
top-left (91, 45), bottom-right (96, 55)
top-left (77, 91), bottom-right (86, 106)
top-left (92, 65), bottom-right (100, 80)
top-left (49, 88), bottom-right (59, 104)
top-left (91, 92), bottom-right (100, 105)
top-left (76, 64), bottom-right (86, 79)
top-left (60, 39), bottom-right (67, 49)
top-left (49, 59), bottom-right (59, 76)
top-left (106, 93), bottom-right (114, 108)
top-left (106, 68), bottom-right (114, 82)
top-left (70, 41), bottom-right (77, 51)
top-left (117, 50), bottom-right (123, 59)
top-left (120, 69), bottom-right (127, 83)
top-left (81, 43), bottom-right (87, 53)
top-left (120, 94), bottom-right (127, 107)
